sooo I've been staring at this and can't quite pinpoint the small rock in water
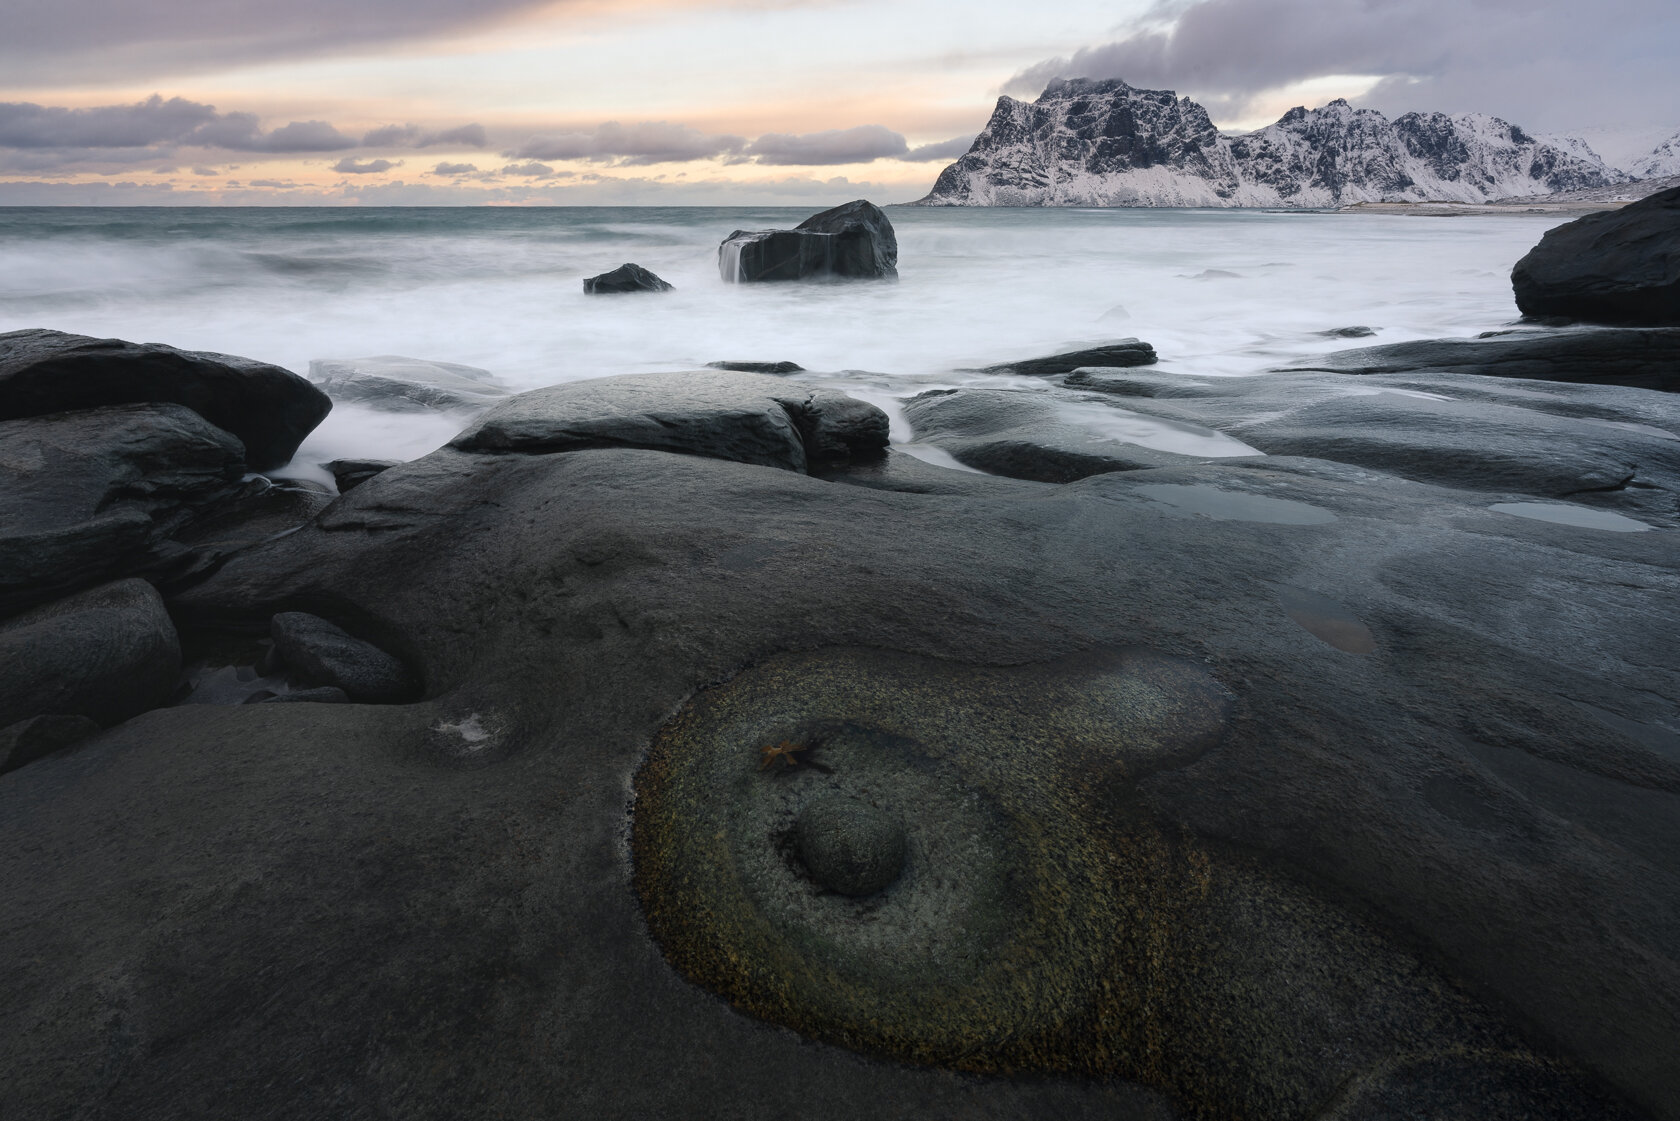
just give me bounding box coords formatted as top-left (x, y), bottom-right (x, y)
top-left (979, 339), bottom-right (1157, 376)
top-left (308, 356), bottom-right (509, 413)
top-left (325, 458), bottom-right (401, 493)
top-left (1098, 304), bottom-right (1131, 322)
top-left (269, 612), bottom-right (417, 703)
top-left (582, 263), bottom-right (674, 294)
top-left (1186, 269), bottom-right (1241, 280)
top-left (706, 360), bottom-right (805, 374)
top-left (1317, 326), bottom-right (1376, 338)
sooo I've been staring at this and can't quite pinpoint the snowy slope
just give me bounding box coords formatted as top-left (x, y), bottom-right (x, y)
top-left (919, 78), bottom-right (1626, 207)
top-left (1630, 132), bottom-right (1680, 178)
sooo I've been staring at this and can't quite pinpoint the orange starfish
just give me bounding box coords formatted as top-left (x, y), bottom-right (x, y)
top-left (758, 740), bottom-right (808, 770)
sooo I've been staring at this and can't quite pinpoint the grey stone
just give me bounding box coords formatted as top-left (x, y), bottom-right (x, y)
top-left (0, 403), bottom-right (245, 617)
top-left (719, 200), bottom-right (897, 282)
top-left (0, 578), bottom-right (179, 730)
top-left (1317, 326), bottom-right (1376, 338)
top-left (582, 263), bottom-right (673, 294)
top-left (1283, 326), bottom-right (1680, 393)
top-left (258, 686), bottom-right (350, 704)
top-left (978, 338), bottom-right (1158, 375)
top-left (308, 355), bottom-right (509, 413)
top-left (706, 361), bottom-right (805, 374)
top-left (0, 714), bottom-right (99, 776)
top-left (269, 612), bottom-right (417, 703)
top-left (450, 371), bottom-right (888, 472)
top-left (325, 458), bottom-right (402, 493)
top-left (1512, 185), bottom-right (1680, 326)
top-left (0, 328), bottom-right (330, 471)
top-left (793, 794), bottom-right (908, 896)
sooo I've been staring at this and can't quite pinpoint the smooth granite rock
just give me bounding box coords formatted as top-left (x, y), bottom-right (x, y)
top-left (1512, 185), bottom-right (1680, 326)
top-left (3, 368), bottom-right (1676, 1120)
top-left (0, 329), bottom-right (330, 470)
top-left (0, 402), bottom-right (246, 617)
top-left (1283, 327), bottom-right (1680, 393)
top-left (719, 200), bottom-right (898, 282)
top-left (451, 371), bottom-right (888, 472)
top-left (270, 612), bottom-right (418, 703)
top-left (0, 714), bottom-right (99, 777)
top-left (979, 338), bottom-right (1158, 375)
top-left (582, 263), bottom-right (673, 294)
top-left (308, 355), bottom-right (510, 413)
top-left (0, 578), bottom-right (180, 731)
top-left (706, 361), bottom-right (805, 374)
top-left (326, 458), bottom-right (402, 493)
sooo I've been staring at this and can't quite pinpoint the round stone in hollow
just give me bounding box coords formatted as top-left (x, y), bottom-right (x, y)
top-left (793, 794), bottom-right (908, 897)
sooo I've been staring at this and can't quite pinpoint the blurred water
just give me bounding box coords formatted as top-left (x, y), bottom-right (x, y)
top-left (0, 205), bottom-right (1564, 467)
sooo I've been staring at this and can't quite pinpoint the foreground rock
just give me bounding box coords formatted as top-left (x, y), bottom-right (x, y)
top-left (0, 715), bottom-right (99, 777)
top-left (0, 328), bottom-right (330, 470)
top-left (1284, 326), bottom-right (1680, 393)
top-left (979, 338), bottom-right (1158, 375)
top-left (719, 200), bottom-right (898, 282)
top-left (308, 355), bottom-right (510, 413)
top-left (2, 373), bottom-right (1676, 1119)
top-left (451, 371), bottom-right (888, 471)
top-left (582, 263), bottom-right (673, 294)
top-left (0, 578), bottom-right (179, 733)
top-left (270, 612), bottom-right (418, 703)
top-left (326, 458), bottom-right (401, 492)
top-left (0, 403), bottom-right (246, 616)
top-left (1512, 185), bottom-right (1680, 326)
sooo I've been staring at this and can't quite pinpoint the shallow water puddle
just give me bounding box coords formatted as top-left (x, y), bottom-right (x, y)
top-left (1276, 585), bottom-right (1377, 654)
top-left (1489, 502), bottom-right (1654, 533)
top-left (1137, 483), bottom-right (1337, 524)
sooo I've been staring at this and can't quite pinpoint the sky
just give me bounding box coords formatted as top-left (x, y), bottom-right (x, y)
top-left (2, 0), bottom-right (1677, 205)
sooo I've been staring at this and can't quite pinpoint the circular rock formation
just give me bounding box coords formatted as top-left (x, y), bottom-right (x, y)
top-left (794, 794), bottom-right (907, 896)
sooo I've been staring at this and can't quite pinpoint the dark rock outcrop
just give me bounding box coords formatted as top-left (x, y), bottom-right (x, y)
top-left (0, 403), bottom-right (246, 616)
top-left (979, 338), bottom-right (1157, 375)
top-left (0, 578), bottom-right (180, 732)
top-left (1284, 327), bottom-right (1680, 393)
top-left (451, 371), bottom-right (888, 472)
top-left (719, 200), bottom-right (898, 282)
top-left (308, 355), bottom-right (509, 413)
top-left (582, 263), bottom-right (673, 294)
top-left (0, 329), bottom-right (330, 470)
top-left (0, 714), bottom-right (99, 777)
top-left (326, 458), bottom-right (402, 493)
top-left (706, 360), bottom-right (805, 374)
top-left (270, 612), bottom-right (418, 703)
top-left (1512, 185), bottom-right (1680, 326)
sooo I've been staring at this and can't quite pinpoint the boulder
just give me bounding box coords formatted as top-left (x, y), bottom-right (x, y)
top-left (706, 360), bottom-right (805, 374)
top-left (719, 200), bottom-right (898, 282)
top-left (582, 263), bottom-right (673, 294)
top-left (269, 612), bottom-right (418, 703)
top-left (0, 403), bottom-right (246, 617)
top-left (0, 578), bottom-right (180, 731)
top-left (0, 329), bottom-right (330, 470)
top-left (1284, 326), bottom-right (1680, 393)
top-left (308, 355), bottom-right (509, 413)
top-left (978, 338), bottom-right (1158, 375)
top-left (1512, 185), bottom-right (1680, 325)
top-left (450, 371), bottom-right (888, 472)
top-left (325, 458), bottom-right (402, 493)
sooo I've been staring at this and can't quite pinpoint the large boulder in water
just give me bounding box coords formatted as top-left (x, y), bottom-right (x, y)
top-left (1511, 186), bottom-right (1680, 326)
top-left (0, 329), bottom-right (330, 470)
top-left (719, 200), bottom-right (898, 282)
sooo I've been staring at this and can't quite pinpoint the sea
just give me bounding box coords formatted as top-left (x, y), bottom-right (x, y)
top-left (0, 205), bottom-right (1566, 478)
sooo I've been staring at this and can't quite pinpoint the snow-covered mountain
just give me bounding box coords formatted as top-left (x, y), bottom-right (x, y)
top-left (1630, 132), bottom-right (1680, 178)
top-left (917, 78), bottom-right (1626, 207)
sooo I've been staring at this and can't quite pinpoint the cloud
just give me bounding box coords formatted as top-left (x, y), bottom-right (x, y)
top-left (362, 122), bottom-right (489, 148)
top-left (431, 161), bottom-right (479, 176)
top-left (247, 120), bottom-right (358, 152)
top-left (247, 178), bottom-right (296, 188)
top-left (332, 156), bottom-right (399, 173)
top-left (191, 166), bottom-right (220, 176)
top-left (903, 136), bottom-right (975, 162)
top-left (0, 95), bottom-right (215, 148)
top-left (500, 161), bottom-right (558, 177)
top-left (1004, 0), bottom-right (1680, 132)
top-left (509, 121), bottom-right (746, 165)
top-left (742, 125), bottom-right (908, 165)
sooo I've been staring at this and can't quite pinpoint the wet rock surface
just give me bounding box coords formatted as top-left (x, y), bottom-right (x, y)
top-left (979, 338), bottom-right (1158, 375)
top-left (706, 360), bottom-right (805, 374)
top-left (270, 611), bottom-right (418, 703)
top-left (719, 200), bottom-right (898, 282)
top-left (1512, 185), bottom-right (1680, 326)
top-left (582, 262), bottom-right (673, 294)
top-left (0, 328), bottom-right (329, 470)
top-left (308, 355), bottom-right (510, 413)
top-left (0, 578), bottom-right (180, 731)
top-left (326, 457), bottom-right (401, 493)
top-left (1284, 326), bottom-right (1680, 392)
top-left (0, 714), bottom-right (99, 777)
top-left (0, 344), bottom-right (1677, 1120)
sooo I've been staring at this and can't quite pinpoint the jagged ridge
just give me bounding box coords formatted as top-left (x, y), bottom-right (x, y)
top-left (919, 78), bottom-right (1626, 207)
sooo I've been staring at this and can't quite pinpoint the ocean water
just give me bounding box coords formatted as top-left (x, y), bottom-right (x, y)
top-left (0, 205), bottom-right (1565, 472)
